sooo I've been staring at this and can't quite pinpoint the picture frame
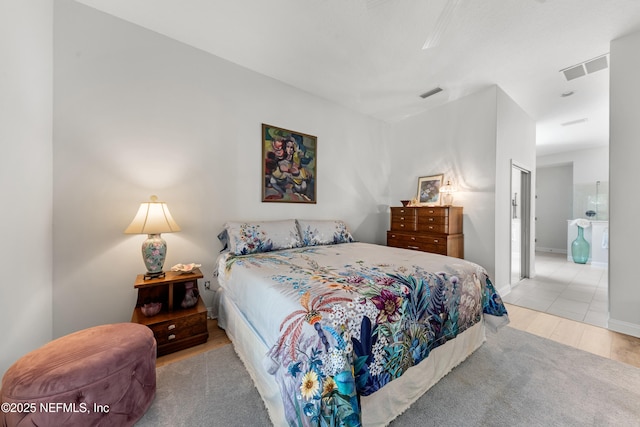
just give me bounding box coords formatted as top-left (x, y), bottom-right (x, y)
top-left (416, 174), bottom-right (444, 206)
top-left (262, 123), bottom-right (317, 203)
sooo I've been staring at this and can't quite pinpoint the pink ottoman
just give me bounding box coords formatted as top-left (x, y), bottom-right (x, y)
top-left (1, 323), bottom-right (156, 427)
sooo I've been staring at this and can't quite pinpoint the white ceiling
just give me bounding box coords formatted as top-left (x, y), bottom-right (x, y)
top-left (74, 0), bottom-right (640, 156)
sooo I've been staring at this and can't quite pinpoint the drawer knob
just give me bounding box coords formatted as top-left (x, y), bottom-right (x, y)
top-left (434, 239), bottom-right (439, 243)
top-left (400, 217), bottom-right (405, 220)
top-left (428, 210), bottom-right (434, 213)
top-left (428, 226), bottom-right (434, 230)
top-left (168, 334), bottom-right (176, 340)
top-left (168, 324), bottom-right (176, 330)
top-left (400, 224), bottom-right (405, 227)
top-left (411, 237), bottom-right (416, 240)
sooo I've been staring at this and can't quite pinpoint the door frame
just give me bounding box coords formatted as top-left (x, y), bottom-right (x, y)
top-left (511, 160), bottom-right (532, 283)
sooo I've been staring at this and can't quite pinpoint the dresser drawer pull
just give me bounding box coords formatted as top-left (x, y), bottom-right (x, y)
top-left (400, 217), bottom-right (405, 220)
top-left (428, 217), bottom-right (434, 222)
top-left (411, 237), bottom-right (416, 240)
top-left (408, 246), bottom-right (419, 249)
top-left (428, 226), bottom-right (434, 230)
top-left (428, 210), bottom-right (435, 214)
top-left (167, 324), bottom-right (176, 330)
top-left (433, 239), bottom-right (439, 243)
top-left (400, 224), bottom-right (405, 227)
top-left (390, 234), bottom-right (396, 238)
top-left (168, 334), bottom-right (176, 341)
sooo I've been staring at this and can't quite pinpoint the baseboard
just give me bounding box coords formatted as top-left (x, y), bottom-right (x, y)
top-left (535, 247), bottom-right (567, 254)
top-left (497, 283), bottom-right (511, 297)
top-left (608, 318), bottom-right (640, 339)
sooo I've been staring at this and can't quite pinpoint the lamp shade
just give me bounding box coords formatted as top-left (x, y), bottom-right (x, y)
top-left (125, 195), bottom-right (181, 278)
top-left (124, 195), bottom-right (181, 235)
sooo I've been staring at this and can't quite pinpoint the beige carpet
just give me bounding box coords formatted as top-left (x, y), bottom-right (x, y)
top-left (137, 326), bottom-right (640, 426)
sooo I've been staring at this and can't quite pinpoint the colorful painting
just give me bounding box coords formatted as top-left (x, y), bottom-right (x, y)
top-left (263, 124), bottom-right (317, 203)
top-left (417, 174), bottom-right (444, 206)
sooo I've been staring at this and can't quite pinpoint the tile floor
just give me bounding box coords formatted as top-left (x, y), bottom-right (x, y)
top-left (502, 251), bottom-right (608, 328)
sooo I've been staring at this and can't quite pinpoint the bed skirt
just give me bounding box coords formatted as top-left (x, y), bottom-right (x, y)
top-left (217, 288), bottom-right (487, 426)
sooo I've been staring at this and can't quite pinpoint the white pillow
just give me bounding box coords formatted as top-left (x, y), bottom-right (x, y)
top-left (224, 220), bottom-right (302, 255)
top-left (296, 220), bottom-right (355, 246)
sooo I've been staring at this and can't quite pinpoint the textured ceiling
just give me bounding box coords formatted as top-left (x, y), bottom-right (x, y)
top-left (74, 0), bottom-right (640, 156)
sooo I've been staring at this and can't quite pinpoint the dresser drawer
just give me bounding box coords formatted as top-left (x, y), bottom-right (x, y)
top-left (390, 207), bottom-right (417, 231)
top-left (416, 207), bottom-right (449, 218)
top-left (387, 232), bottom-right (448, 254)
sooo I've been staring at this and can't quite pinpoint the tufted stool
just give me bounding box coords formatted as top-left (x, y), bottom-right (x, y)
top-left (0, 323), bottom-right (156, 427)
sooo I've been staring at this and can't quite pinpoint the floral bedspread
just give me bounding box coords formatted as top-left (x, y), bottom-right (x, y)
top-left (217, 242), bottom-right (508, 427)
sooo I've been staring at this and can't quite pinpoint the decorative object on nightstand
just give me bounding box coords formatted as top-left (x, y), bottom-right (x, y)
top-left (170, 263), bottom-right (201, 274)
top-left (131, 268), bottom-right (208, 356)
top-left (439, 180), bottom-right (456, 206)
top-left (124, 195), bottom-right (181, 279)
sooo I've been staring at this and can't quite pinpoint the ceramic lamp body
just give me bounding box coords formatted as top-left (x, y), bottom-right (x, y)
top-left (142, 234), bottom-right (167, 274)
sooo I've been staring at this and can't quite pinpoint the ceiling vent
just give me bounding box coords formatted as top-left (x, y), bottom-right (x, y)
top-left (560, 54), bottom-right (608, 81)
top-left (419, 87), bottom-right (443, 99)
top-left (561, 118), bottom-right (588, 127)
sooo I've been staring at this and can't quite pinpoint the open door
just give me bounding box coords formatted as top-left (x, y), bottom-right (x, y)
top-left (511, 162), bottom-right (531, 285)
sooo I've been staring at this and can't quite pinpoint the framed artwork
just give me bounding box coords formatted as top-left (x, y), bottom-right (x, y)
top-left (416, 174), bottom-right (444, 206)
top-left (262, 124), bottom-right (317, 203)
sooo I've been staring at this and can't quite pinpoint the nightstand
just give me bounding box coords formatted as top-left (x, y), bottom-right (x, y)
top-left (131, 269), bottom-right (209, 356)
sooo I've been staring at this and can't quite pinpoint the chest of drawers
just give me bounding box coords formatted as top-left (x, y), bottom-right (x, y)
top-left (387, 206), bottom-right (464, 258)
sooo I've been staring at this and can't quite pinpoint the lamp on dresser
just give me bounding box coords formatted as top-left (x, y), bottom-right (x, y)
top-left (124, 195), bottom-right (181, 279)
top-left (439, 180), bottom-right (456, 206)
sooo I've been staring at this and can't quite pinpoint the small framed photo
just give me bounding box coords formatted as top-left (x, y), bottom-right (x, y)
top-left (416, 174), bottom-right (444, 206)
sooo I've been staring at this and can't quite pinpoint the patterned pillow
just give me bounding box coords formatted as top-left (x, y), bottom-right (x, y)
top-left (224, 220), bottom-right (302, 255)
top-left (296, 220), bottom-right (355, 246)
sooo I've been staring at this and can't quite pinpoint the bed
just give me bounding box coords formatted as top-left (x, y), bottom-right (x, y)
top-left (215, 219), bottom-right (508, 426)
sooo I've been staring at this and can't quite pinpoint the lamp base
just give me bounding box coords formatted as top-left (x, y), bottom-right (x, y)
top-left (141, 234), bottom-right (167, 278)
top-left (143, 271), bottom-right (166, 280)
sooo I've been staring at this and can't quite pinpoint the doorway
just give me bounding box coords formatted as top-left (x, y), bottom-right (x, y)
top-left (511, 162), bottom-right (531, 285)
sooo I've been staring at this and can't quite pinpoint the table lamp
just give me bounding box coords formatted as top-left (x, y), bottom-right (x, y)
top-left (124, 195), bottom-right (181, 279)
top-left (439, 180), bottom-right (456, 206)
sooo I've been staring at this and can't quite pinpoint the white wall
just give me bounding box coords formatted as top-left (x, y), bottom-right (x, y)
top-left (52, 0), bottom-right (391, 337)
top-left (495, 89), bottom-right (537, 288)
top-left (535, 164), bottom-right (573, 253)
top-left (537, 146), bottom-right (609, 220)
top-left (537, 146), bottom-right (609, 184)
top-left (609, 30), bottom-right (640, 337)
top-left (0, 1), bottom-right (53, 376)
top-left (390, 87), bottom-right (498, 278)
top-left (389, 85), bottom-right (536, 291)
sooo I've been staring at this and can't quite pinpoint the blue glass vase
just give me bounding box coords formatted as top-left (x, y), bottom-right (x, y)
top-left (571, 226), bottom-right (589, 264)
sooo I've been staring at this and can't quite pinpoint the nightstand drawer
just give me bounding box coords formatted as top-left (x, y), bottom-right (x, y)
top-left (149, 310), bottom-right (207, 346)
